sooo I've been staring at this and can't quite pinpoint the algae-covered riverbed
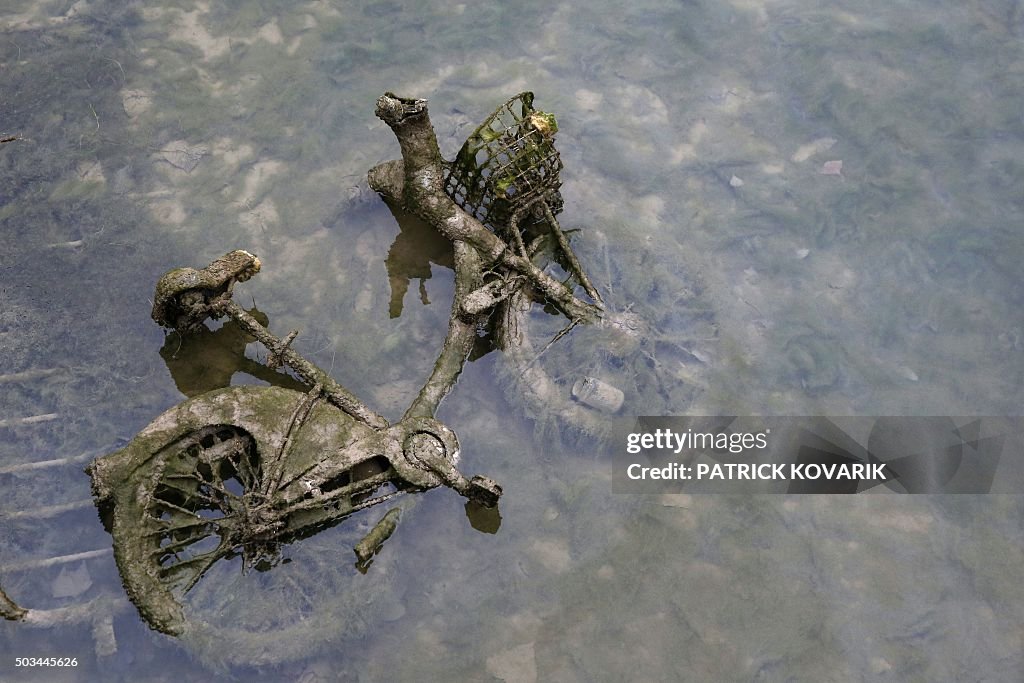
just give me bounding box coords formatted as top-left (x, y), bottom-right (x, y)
top-left (2, 1), bottom-right (1023, 680)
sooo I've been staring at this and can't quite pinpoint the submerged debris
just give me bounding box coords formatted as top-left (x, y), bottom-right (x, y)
top-left (355, 508), bottom-right (401, 570)
top-left (571, 376), bottom-right (625, 414)
top-left (51, 562), bottom-right (93, 599)
top-left (157, 141), bottom-right (208, 174)
top-left (791, 137), bottom-right (837, 163)
top-left (1, 585), bottom-right (27, 621)
top-left (820, 160), bottom-right (844, 176)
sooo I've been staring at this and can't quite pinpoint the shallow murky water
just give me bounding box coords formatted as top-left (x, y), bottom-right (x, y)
top-left (2, 0), bottom-right (1022, 680)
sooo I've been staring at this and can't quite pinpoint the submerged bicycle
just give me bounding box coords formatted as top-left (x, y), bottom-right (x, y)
top-left (84, 91), bottom-right (609, 644)
top-left (4, 91), bottom-right (705, 665)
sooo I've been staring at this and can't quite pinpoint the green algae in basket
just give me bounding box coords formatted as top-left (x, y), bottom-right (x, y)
top-left (443, 92), bottom-right (564, 233)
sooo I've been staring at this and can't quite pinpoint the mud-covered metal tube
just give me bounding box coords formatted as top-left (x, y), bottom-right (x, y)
top-left (220, 300), bottom-right (389, 430)
top-left (404, 241), bottom-right (482, 421)
top-left (354, 507), bottom-right (401, 566)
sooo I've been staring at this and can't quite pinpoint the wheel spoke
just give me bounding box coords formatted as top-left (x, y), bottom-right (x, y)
top-left (144, 517), bottom-right (215, 535)
top-left (159, 475), bottom-right (218, 503)
top-left (151, 529), bottom-right (216, 555)
top-left (231, 450), bottom-right (261, 489)
top-left (150, 497), bottom-right (208, 520)
top-left (159, 541), bottom-right (231, 591)
top-left (194, 474), bottom-right (239, 502)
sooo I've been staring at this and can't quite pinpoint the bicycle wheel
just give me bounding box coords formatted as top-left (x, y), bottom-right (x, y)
top-left (89, 385), bottom-right (396, 666)
top-left (90, 387), bottom-right (286, 633)
top-left (495, 228), bottom-right (715, 444)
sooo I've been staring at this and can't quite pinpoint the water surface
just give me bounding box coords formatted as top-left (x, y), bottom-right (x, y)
top-left (1, 1), bottom-right (1022, 680)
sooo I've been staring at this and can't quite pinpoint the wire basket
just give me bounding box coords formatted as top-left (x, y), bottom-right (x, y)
top-left (443, 92), bottom-right (563, 232)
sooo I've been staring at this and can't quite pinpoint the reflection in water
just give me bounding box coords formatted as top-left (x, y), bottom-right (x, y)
top-left (159, 307), bottom-right (308, 396)
top-left (465, 500), bottom-right (502, 534)
top-left (383, 200), bottom-right (454, 319)
top-left (382, 198), bottom-right (501, 360)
